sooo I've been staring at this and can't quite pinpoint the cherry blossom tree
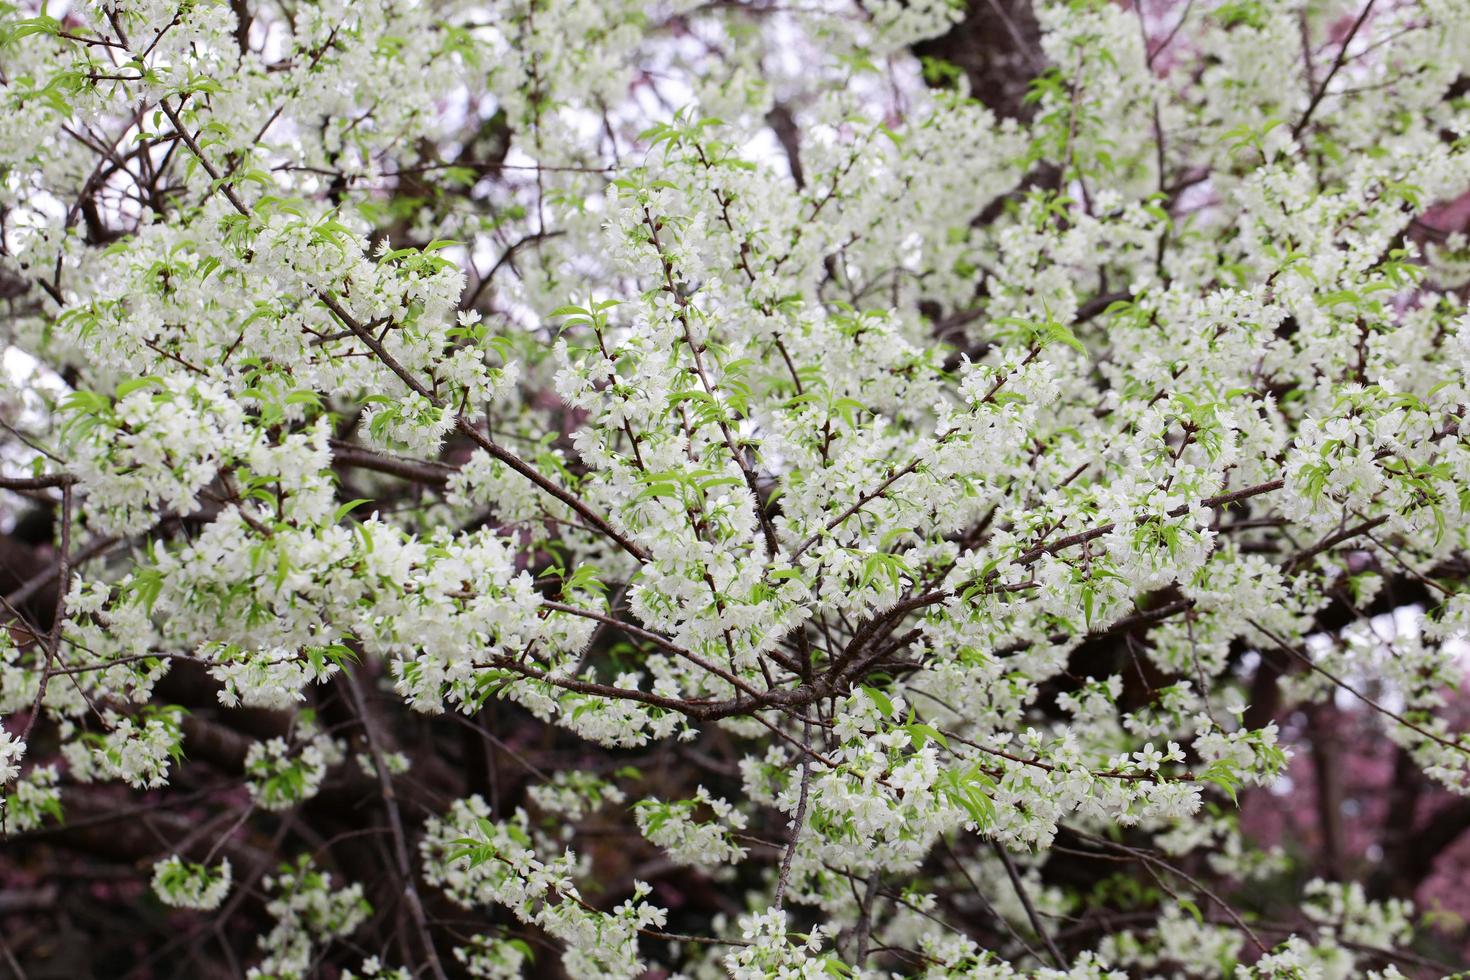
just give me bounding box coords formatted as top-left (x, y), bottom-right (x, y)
top-left (2, 0), bottom-right (1470, 977)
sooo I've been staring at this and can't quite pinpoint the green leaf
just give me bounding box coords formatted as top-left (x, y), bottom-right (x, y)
top-left (1200, 759), bottom-right (1241, 804)
top-left (334, 498), bottom-right (373, 523)
top-left (116, 376), bottom-right (163, 399)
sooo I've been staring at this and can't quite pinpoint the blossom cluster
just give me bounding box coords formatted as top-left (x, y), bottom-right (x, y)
top-left (1, 0), bottom-right (1469, 975)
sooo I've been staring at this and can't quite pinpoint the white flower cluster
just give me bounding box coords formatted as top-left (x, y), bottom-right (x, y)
top-left (151, 855), bottom-right (232, 911)
top-left (0, 725), bottom-right (23, 785)
top-left (249, 856), bottom-right (371, 979)
top-left (0, 765), bottom-right (60, 835)
top-left (342, 956), bottom-right (412, 980)
top-left (421, 796), bottom-right (667, 979)
top-left (244, 730), bottom-right (343, 812)
top-left (635, 784), bottom-right (748, 870)
top-left (64, 706), bottom-right (186, 790)
top-left (724, 910), bottom-right (843, 980)
top-left (3, 0), bottom-right (1470, 973)
top-left (453, 935), bottom-right (531, 979)
top-left (526, 768), bottom-right (627, 823)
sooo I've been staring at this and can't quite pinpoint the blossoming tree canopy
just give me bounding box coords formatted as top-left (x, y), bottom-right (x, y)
top-left (1, 0), bottom-right (1469, 975)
